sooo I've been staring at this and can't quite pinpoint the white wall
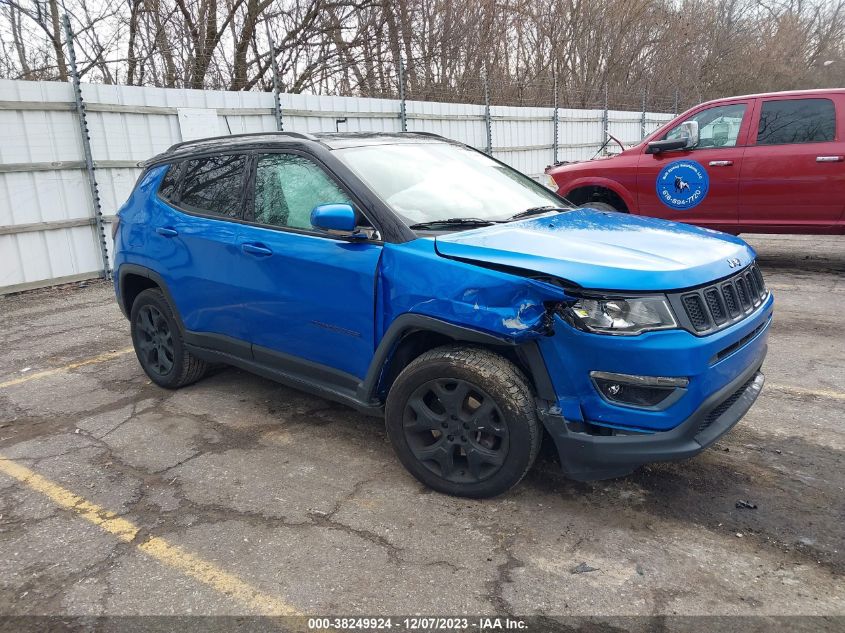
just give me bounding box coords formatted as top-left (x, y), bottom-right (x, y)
top-left (0, 78), bottom-right (674, 293)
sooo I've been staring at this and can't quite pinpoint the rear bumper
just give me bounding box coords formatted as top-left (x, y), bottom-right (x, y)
top-left (539, 346), bottom-right (766, 481)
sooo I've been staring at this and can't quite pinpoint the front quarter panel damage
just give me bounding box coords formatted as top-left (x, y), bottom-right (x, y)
top-left (377, 240), bottom-right (570, 343)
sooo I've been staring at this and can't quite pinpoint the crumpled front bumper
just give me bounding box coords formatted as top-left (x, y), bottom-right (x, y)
top-left (539, 348), bottom-right (766, 481)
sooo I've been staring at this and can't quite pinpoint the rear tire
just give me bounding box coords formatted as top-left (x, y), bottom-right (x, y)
top-left (577, 201), bottom-right (619, 212)
top-left (130, 288), bottom-right (208, 389)
top-left (385, 346), bottom-right (541, 498)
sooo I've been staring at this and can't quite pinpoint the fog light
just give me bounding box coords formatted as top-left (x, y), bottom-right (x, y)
top-left (590, 371), bottom-right (689, 409)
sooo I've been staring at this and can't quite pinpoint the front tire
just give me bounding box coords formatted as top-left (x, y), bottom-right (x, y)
top-left (385, 346), bottom-right (541, 498)
top-left (130, 288), bottom-right (208, 389)
top-left (577, 201), bottom-right (618, 212)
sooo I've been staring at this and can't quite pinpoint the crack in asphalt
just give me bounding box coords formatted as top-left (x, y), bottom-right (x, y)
top-left (305, 474), bottom-right (405, 566)
top-left (485, 532), bottom-right (522, 617)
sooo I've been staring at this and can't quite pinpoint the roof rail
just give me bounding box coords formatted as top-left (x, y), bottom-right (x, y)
top-left (166, 131), bottom-right (318, 153)
top-left (400, 131), bottom-right (446, 139)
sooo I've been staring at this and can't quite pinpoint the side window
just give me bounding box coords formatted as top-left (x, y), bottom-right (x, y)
top-left (757, 98), bottom-right (835, 145)
top-left (179, 155), bottom-right (246, 218)
top-left (158, 163), bottom-right (181, 203)
top-left (254, 154), bottom-right (353, 230)
top-left (665, 103), bottom-right (747, 149)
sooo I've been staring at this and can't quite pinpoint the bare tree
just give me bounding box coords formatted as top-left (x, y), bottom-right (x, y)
top-left (0, 0), bottom-right (842, 109)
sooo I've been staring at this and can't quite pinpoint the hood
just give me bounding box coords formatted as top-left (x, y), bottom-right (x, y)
top-left (547, 156), bottom-right (605, 173)
top-left (547, 147), bottom-right (637, 174)
top-left (434, 209), bottom-right (756, 291)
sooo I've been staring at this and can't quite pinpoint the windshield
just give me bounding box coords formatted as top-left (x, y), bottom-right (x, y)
top-left (334, 142), bottom-right (568, 226)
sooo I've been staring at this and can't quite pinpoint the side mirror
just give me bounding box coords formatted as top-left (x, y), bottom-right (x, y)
top-left (310, 203), bottom-right (365, 239)
top-left (680, 120), bottom-right (700, 148)
top-left (646, 120), bottom-right (700, 154)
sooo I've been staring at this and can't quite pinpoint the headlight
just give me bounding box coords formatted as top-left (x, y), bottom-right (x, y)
top-left (540, 173), bottom-right (558, 191)
top-left (564, 295), bottom-right (677, 335)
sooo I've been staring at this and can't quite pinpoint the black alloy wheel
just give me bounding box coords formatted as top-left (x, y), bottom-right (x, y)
top-left (134, 304), bottom-right (175, 377)
top-left (385, 346), bottom-right (541, 498)
top-left (403, 378), bottom-right (509, 484)
top-left (129, 288), bottom-right (208, 388)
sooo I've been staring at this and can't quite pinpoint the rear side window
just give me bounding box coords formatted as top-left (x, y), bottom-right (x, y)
top-left (158, 164), bottom-right (181, 202)
top-left (179, 155), bottom-right (247, 218)
top-left (756, 98), bottom-right (835, 145)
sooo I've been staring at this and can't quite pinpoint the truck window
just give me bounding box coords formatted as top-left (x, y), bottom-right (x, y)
top-left (664, 103), bottom-right (747, 149)
top-left (756, 98), bottom-right (835, 145)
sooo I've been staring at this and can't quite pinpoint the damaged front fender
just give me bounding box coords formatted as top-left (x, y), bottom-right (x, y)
top-left (377, 239), bottom-right (572, 344)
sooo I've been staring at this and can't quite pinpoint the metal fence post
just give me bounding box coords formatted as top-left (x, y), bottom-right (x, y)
top-left (601, 83), bottom-right (609, 155)
top-left (641, 89), bottom-right (647, 140)
top-left (265, 22), bottom-right (283, 131)
top-left (398, 56), bottom-right (407, 132)
top-left (673, 89), bottom-right (679, 116)
top-left (483, 70), bottom-right (492, 155)
top-left (552, 72), bottom-right (559, 164)
top-left (62, 14), bottom-right (110, 280)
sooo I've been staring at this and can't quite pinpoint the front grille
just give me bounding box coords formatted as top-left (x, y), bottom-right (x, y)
top-left (674, 264), bottom-right (768, 335)
top-left (736, 276), bottom-right (751, 309)
top-left (697, 375), bottom-right (757, 435)
top-left (703, 288), bottom-right (726, 324)
top-left (683, 295), bottom-right (709, 331)
top-left (722, 284), bottom-right (739, 316)
top-left (752, 266), bottom-right (765, 294)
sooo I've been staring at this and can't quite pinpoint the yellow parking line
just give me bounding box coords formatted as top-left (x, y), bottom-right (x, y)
top-left (767, 383), bottom-right (845, 402)
top-left (0, 456), bottom-right (301, 616)
top-left (0, 347), bottom-right (134, 389)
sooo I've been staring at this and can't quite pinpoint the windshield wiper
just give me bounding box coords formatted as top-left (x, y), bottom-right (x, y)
top-left (408, 217), bottom-right (500, 230)
top-left (506, 205), bottom-right (570, 221)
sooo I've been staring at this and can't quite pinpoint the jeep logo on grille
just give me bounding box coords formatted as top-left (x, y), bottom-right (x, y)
top-left (727, 258), bottom-right (742, 268)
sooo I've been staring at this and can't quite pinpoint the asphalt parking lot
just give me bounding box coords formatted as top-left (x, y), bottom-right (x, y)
top-left (0, 234), bottom-right (843, 628)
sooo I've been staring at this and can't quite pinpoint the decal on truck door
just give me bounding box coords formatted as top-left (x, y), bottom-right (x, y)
top-left (656, 160), bottom-right (709, 210)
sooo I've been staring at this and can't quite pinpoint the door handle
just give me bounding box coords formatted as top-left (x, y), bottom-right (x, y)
top-left (816, 155), bottom-right (844, 162)
top-left (241, 243), bottom-right (273, 257)
top-left (156, 227), bottom-right (178, 237)
top-left (708, 160), bottom-right (733, 167)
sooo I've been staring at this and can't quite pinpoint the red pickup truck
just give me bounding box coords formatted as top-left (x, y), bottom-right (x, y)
top-left (546, 89), bottom-right (845, 234)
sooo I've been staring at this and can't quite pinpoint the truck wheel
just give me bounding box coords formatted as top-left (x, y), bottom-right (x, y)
top-left (577, 201), bottom-right (619, 212)
top-left (385, 346), bottom-right (542, 498)
top-left (130, 288), bottom-right (208, 389)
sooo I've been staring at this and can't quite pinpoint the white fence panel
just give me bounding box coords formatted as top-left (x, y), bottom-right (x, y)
top-left (557, 108), bottom-right (605, 162)
top-left (282, 94), bottom-right (403, 134)
top-left (646, 113), bottom-right (675, 135)
top-left (0, 79), bottom-right (97, 292)
top-left (406, 100), bottom-right (487, 149)
top-left (491, 106), bottom-right (555, 178)
top-left (606, 109), bottom-right (645, 149)
top-left (0, 78), bottom-right (674, 293)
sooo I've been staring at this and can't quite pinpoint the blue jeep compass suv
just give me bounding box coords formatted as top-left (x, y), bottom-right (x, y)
top-left (113, 131), bottom-right (773, 498)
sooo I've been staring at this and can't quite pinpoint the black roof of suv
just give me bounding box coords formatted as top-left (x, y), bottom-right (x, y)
top-left (147, 131), bottom-right (451, 166)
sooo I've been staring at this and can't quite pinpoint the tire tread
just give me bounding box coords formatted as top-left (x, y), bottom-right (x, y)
top-left (387, 345), bottom-right (541, 497)
top-left (131, 288), bottom-right (208, 388)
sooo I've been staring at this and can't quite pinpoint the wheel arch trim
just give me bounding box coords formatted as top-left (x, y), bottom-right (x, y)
top-left (358, 314), bottom-right (557, 404)
top-left (117, 264), bottom-right (185, 330)
top-left (562, 177), bottom-right (636, 212)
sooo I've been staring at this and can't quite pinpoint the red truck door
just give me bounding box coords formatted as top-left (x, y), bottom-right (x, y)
top-left (636, 100), bottom-right (753, 232)
top-left (738, 95), bottom-right (845, 231)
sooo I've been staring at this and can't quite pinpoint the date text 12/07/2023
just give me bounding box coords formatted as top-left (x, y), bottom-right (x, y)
top-left (306, 616), bottom-right (529, 630)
